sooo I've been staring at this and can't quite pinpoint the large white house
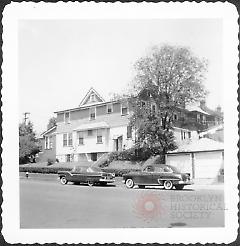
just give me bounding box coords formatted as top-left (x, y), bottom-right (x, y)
top-left (53, 88), bottom-right (222, 163)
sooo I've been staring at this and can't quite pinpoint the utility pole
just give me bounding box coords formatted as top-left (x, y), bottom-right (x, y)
top-left (23, 112), bottom-right (30, 125)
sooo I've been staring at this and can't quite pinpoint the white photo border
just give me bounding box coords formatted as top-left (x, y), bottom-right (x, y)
top-left (2, 2), bottom-right (239, 244)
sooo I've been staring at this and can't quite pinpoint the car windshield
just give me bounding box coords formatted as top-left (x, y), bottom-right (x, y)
top-left (87, 167), bottom-right (102, 173)
top-left (71, 166), bottom-right (88, 172)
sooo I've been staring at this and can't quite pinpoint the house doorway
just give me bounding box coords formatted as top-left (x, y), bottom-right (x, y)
top-left (90, 152), bottom-right (98, 161)
top-left (114, 136), bottom-right (123, 151)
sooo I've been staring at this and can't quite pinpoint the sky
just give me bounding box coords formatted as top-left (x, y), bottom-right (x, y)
top-left (18, 19), bottom-right (223, 133)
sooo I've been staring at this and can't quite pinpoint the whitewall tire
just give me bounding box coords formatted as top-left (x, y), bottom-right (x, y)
top-left (125, 179), bottom-right (134, 189)
top-left (60, 176), bottom-right (68, 185)
top-left (163, 180), bottom-right (173, 190)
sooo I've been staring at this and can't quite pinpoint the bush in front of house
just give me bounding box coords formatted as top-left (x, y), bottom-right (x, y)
top-left (19, 166), bottom-right (72, 174)
top-left (101, 167), bottom-right (141, 177)
top-left (108, 146), bottom-right (155, 163)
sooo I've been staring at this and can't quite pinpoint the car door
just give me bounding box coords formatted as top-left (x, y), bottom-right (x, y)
top-left (151, 166), bottom-right (165, 185)
top-left (135, 166), bottom-right (155, 185)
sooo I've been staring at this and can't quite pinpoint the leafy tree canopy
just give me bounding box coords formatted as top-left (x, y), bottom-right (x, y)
top-left (122, 45), bottom-right (207, 162)
top-left (19, 121), bottom-right (40, 164)
top-left (47, 117), bottom-right (57, 130)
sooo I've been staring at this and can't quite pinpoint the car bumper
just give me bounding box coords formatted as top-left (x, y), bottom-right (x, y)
top-left (99, 179), bottom-right (115, 183)
top-left (178, 180), bottom-right (194, 185)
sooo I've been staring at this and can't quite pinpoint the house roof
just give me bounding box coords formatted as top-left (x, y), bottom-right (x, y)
top-left (79, 87), bottom-right (105, 107)
top-left (73, 121), bottom-right (110, 131)
top-left (40, 125), bottom-right (57, 137)
top-left (199, 124), bottom-right (224, 137)
top-left (56, 113), bottom-right (131, 133)
top-left (169, 138), bottom-right (224, 154)
top-left (185, 105), bottom-right (210, 115)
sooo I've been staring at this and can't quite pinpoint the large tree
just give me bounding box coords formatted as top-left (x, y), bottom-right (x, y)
top-left (128, 45), bottom-right (208, 161)
top-left (19, 121), bottom-right (40, 164)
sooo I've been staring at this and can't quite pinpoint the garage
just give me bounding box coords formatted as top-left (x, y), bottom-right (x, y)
top-left (166, 153), bottom-right (192, 176)
top-left (166, 138), bottom-right (224, 183)
top-left (194, 151), bottom-right (223, 179)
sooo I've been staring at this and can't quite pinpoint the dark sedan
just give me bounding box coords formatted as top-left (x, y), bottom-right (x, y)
top-left (122, 164), bottom-right (193, 190)
top-left (58, 166), bottom-right (115, 186)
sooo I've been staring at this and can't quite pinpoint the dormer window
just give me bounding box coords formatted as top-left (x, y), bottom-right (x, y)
top-left (121, 102), bottom-right (129, 116)
top-left (64, 112), bottom-right (70, 124)
top-left (89, 107), bottom-right (96, 120)
top-left (107, 103), bottom-right (113, 114)
top-left (90, 94), bottom-right (96, 102)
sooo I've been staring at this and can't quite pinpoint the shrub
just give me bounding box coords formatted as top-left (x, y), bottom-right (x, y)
top-left (108, 146), bottom-right (155, 162)
top-left (102, 168), bottom-right (141, 177)
top-left (19, 166), bottom-right (72, 174)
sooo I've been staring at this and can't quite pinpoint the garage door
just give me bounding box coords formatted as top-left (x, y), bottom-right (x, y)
top-left (166, 153), bottom-right (192, 176)
top-left (194, 151), bottom-right (223, 179)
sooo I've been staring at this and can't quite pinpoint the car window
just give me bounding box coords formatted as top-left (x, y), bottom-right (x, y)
top-left (144, 166), bottom-right (154, 172)
top-left (163, 166), bottom-right (173, 173)
top-left (154, 167), bottom-right (164, 173)
top-left (87, 167), bottom-right (101, 172)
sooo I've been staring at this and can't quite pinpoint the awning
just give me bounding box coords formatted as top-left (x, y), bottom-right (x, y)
top-left (73, 121), bottom-right (110, 131)
top-left (112, 134), bottom-right (123, 140)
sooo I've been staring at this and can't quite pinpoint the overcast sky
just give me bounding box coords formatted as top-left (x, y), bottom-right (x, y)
top-left (18, 19), bottom-right (223, 133)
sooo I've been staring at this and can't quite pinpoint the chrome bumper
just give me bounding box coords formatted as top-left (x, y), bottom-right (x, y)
top-left (178, 180), bottom-right (194, 185)
top-left (99, 179), bottom-right (115, 182)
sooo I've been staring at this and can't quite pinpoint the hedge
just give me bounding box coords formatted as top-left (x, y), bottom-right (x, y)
top-left (102, 168), bottom-right (141, 177)
top-left (19, 166), bottom-right (72, 174)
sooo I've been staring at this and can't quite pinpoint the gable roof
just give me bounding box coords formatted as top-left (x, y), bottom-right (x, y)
top-left (79, 87), bottom-right (105, 107)
top-left (40, 125), bottom-right (57, 137)
top-left (169, 138), bottom-right (224, 154)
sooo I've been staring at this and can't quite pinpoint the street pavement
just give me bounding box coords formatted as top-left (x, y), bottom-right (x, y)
top-left (20, 173), bottom-right (225, 228)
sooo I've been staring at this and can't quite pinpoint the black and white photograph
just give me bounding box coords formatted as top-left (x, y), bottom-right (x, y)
top-left (2, 2), bottom-right (239, 244)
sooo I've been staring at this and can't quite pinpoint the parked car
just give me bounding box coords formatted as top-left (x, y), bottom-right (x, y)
top-left (122, 164), bottom-right (193, 190)
top-left (58, 166), bottom-right (115, 186)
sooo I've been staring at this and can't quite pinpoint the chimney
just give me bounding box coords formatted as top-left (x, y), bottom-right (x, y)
top-left (200, 100), bottom-right (206, 108)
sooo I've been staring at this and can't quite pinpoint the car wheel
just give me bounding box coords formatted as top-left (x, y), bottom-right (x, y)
top-left (175, 185), bottom-right (184, 190)
top-left (88, 181), bottom-right (94, 187)
top-left (60, 176), bottom-right (68, 185)
top-left (125, 178), bottom-right (134, 189)
top-left (138, 185), bottom-right (145, 189)
top-left (163, 180), bottom-right (173, 190)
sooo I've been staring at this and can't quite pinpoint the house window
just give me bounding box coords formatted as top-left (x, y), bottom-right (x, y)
top-left (141, 101), bottom-right (146, 107)
top-left (64, 112), bottom-right (70, 124)
top-left (66, 154), bottom-right (71, 162)
top-left (88, 130), bottom-right (93, 136)
top-left (107, 103), bottom-right (113, 114)
top-left (45, 136), bottom-right (49, 149)
top-left (63, 134), bottom-right (68, 146)
top-left (90, 94), bottom-right (96, 102)
top-left (121, 102), bottom-right (129, 115)
top-left (127, 126), bottom-right (132, 139)
top-left (49, 136), bottom-right (53, 149)
top-left (68, 133), bottom-right (73, 146)
top-left (97, 129), bottom-right (103, 143)
top-left (197, 113), bottom-right (201, 123)
top-left (173, 114), bottom-right (178, 121)
top-left (63, 133), bottom-right (72, 146)
top-left (188, 131), bottom-right (191, 139)
top-left (202, 115), bottom-right (206, 124)
top-left (183, 131), bottom-right (186, 139)
top-left (77, 131), bottom-right (84, 145)
top-left (89, 107), bottom-right (96, 120)
top-left (151, 104), bottom-right (156, 114)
